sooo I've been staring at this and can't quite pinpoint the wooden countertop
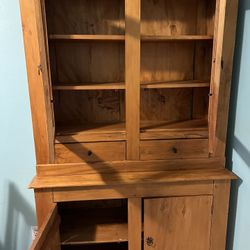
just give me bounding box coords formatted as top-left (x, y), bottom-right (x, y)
top-left (30, 168), bottom-right (236, 189)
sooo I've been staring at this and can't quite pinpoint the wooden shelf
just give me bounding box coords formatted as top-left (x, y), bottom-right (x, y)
top-left (55, 120), bottom-right (208, 143)
top-left (141, 35), bottom-right (213, 42)
top-left (49, 34), bottom-right (125, 41)
top-left (49, 34), bottom-right (212, 42)
top-left (61, 243), bottom-right (128, 250)
top-left (53, 81), bottom-right (209, 91)
top-left (141, 80), bottom-right (210, 89)
top-left (53, 82), bottom-right (125, 91)
top-left (140, 119), bottom-right (208, 140)
top-left (56, 122), bottom-right (126, 143)
top-left (60, 208), bottom-right (128, 245)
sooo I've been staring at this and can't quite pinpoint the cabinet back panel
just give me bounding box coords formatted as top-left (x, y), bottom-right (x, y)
top-left (50, 42), bottom-right (124, 84)
top-left (54, 90), bottom-right (125, 125)
top-left (45, 0), bottom-right (125, 35)
top-left (141, 0), bottom-right (215, 36)
top-left (141, 88), bottom-right (193, 122)
top-left (193, 88), bottom-right (209, 119)
top-left (141, 41), bottom-right (212, 83)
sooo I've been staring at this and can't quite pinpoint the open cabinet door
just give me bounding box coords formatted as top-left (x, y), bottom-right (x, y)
top-left (30, 204), bottom-right (60, 250)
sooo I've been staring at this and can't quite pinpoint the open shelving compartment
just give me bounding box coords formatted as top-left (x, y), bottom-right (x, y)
top-left (44, 0), bottom-right (126, 146)
top-left (43, 0), bottom-right (217, 162)
top-left (58, 199), bottom-right (128, 250)
top-left (139, 0), bottom-right (216, 160)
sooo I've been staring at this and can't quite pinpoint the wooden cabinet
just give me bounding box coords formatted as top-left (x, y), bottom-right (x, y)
top-left (19, 0), bottom-right (239, 249)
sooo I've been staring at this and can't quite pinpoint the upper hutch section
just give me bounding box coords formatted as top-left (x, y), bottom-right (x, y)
top-left (27, 0), bottom-right (231, 164)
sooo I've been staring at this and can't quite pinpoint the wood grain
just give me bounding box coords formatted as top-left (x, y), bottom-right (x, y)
top-left (56, 122), bottom-right (126, 143)
top-left (55, 142), bottom-right (126, 163)
top-left (53, 181), bottom-right (214, 203)
top-left (20, 0), bottom-right (54, 164)
top-left (54, 90), bottom-right (125, 125)
top-left (49, 34), bottom-right (125, 41)
top-left (144, 196), bottom-right (213, 250)
top-left (30, 168), bottom-right (236, 189)
top-left (210, 180), bottom-right (231, 250)
top-left (60, 207), bottom-right (127, 245)
top-left (140, 139), bottom-right (208, 160)
top-left (141, 0), bottom-right (215, 36)
top-left (125, 0), bottom-right (141, 160)
top-left (36, 158), bottom-right (225, 177)
top-left (211, 0), bottom-right (239, 158)
top-left (45, 0), bottom-right (125, 35)
top-left (29, 204), bottom-right (60, 250)
top-left (128, 198), bottom-right (142, 250)
top-left (140, 119), bottom-right (208, 140)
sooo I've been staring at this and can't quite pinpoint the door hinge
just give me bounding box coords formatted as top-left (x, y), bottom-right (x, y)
top-left (221, 59), bottom-right (224, 70)
top-left (37, 64), bottom-right (43, 75)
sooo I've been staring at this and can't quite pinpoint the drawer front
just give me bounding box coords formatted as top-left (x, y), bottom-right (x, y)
top-left (140, 139), bottom-right (208, 160)
top-left (55, 142), bottom-right (126, 163)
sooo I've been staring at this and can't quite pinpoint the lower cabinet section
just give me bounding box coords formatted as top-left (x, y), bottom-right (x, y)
top-left (31, 181), bottom-right (231, 250)
top-left (59, 200), bottom-right (128, 245)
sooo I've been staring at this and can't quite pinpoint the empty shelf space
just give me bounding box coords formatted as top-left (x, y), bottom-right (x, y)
top-left (49, 34), bottom-right (125, 41)
top-left (141, 80), bottom-right (210, 89)
top-left (53, 82), bottom-right (125, 90)
top-left (61, 242), bottom-right (128, 250)
top-left (60, 202), bottom-right (128, 245)
top-left (55, 122), bottom-right (126, 143)
top-left (141, 35), bottom-right (213, 42)
top-left (140, 119), bottom-right (208, 140)
top-left (61, 220), bottom-right (128, 245)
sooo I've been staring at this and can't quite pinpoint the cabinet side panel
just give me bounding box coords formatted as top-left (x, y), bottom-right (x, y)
top-left (208, 0), bottom-right (239, 158)
top-left (20, 0), bottom-right (54, 164)
top-left (210, 180), bottom-right (231, 250)
top-left (214, 0), bottom-right (239, 157)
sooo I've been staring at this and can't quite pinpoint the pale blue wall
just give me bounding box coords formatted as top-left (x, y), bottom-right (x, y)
top-left (227, 0), bottom-right (250, 250)
top-left (0, 0), bottom-right (36, 250)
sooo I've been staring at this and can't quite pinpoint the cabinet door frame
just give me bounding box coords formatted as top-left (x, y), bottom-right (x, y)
top-left (208, 0), bottom-right (239, 157)
top-left (20, 0), bottom-right (55, 164)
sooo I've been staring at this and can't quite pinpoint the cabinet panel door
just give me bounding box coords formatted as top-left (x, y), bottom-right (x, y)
top-left (30, 204), bottom-right (60, 250)
top-left (144, 196), bottom-right (213, 250)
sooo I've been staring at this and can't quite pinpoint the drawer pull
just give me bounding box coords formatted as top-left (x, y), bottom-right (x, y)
top-left (172, 146), bottom-right (178, 154)
top-left (87, 150), bottom-right (93, 156)
top-left (146, 237), bottom-right (154, 247)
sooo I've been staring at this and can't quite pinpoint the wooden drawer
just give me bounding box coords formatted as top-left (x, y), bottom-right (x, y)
top-left (55, 142), bottom-right (126, 163)
top-left (140, 139), bottom-right (208, 160)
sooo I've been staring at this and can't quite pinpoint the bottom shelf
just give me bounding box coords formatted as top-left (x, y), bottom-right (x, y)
top-left (61, 242), bottom-right (128, 250)
top-left (140, 119), bottom-right (208, 140)
top-left (55, 119), bottom-right (208, 143)
top-left (59, 200), bottom-right (128, 246)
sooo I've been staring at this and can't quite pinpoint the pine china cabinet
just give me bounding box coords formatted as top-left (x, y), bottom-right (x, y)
top-left (19, 0), bottom-right (239, 249)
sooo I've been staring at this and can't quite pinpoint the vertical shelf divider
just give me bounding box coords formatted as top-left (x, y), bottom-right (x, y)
top-left (125, 0), bottom-right (141, 160)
